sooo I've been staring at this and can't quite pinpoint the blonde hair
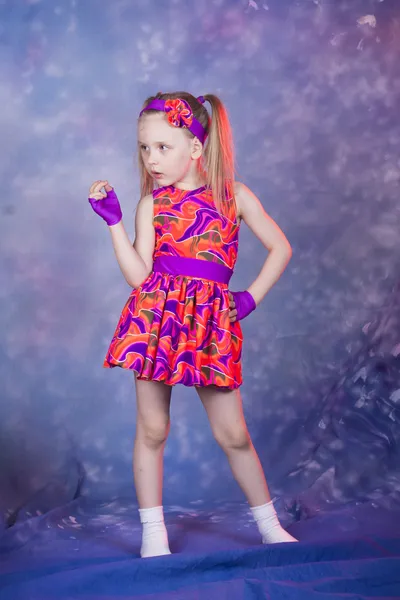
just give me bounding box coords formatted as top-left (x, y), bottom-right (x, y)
top-left (137, 91), bottom-right (237, 218)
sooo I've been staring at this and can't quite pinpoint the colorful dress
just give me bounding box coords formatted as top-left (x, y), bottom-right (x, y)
top-left (104, 184), bottom-right (243, 389)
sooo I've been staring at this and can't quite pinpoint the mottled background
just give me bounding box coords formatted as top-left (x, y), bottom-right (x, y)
top-left (1, 0), bottom-right (400, 536)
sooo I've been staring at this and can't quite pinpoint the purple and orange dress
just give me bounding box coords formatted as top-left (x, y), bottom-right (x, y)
top-left (104, 184), bottom-right (243, 389)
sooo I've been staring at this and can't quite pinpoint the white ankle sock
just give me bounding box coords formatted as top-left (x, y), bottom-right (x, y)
top-left (250, 501), bottom-right (298, 544)
top-left (138, 506), bottom-right (171, 558)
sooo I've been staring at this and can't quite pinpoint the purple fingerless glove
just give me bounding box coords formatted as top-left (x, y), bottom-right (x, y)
top-left (88, 189), bottom-right (122, 226)
top-left (231, 290), bottom-right (257, 322)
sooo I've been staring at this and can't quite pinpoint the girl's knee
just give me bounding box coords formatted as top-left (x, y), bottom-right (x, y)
top-left (214, 426), bottom-right (251, 452)
top-left (137, 419), bottom-right (170, 448)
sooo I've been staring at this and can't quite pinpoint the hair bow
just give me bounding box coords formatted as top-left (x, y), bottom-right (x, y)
top-left (164, 99), bottom-right (193, 129)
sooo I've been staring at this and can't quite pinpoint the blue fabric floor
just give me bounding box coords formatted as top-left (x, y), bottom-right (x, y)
top-left (1, 499), bottom-right (399, 599)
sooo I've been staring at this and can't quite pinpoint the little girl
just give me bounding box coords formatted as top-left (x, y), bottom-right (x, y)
top-left (88, 91), bottom-right (297, 558)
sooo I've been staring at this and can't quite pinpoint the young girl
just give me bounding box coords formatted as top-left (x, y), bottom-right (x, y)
top-left (88, 92), bottom-right (297, 558)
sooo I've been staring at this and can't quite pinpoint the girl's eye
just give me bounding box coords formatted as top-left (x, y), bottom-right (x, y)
top-left (140, 145), bottom-right (168, 151)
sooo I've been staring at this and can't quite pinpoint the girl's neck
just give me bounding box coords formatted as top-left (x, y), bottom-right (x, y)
top-left (172, 169), bottom-right (206, 192)
top-left (172, 181), bottom-right (205, 192)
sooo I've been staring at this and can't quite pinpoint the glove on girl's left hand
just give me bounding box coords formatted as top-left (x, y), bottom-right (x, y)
top-left (229, 290), bottom-right (256, 322)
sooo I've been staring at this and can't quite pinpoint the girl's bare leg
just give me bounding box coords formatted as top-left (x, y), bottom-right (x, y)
top-left (133, 377), bottom-right (172, 557)
top-left (195, 385), bottom-right (270, 506)
top-left (195, 384), bottom-right (298, 544)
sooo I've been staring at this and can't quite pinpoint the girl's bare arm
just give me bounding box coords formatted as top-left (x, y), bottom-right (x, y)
top-left (235, 182), bottom-right (292, 305)
top-left (108, 194), bottom-right (155, 288)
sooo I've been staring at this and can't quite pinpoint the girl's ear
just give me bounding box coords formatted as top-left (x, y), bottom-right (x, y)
top-left (191, 137), bottom-right (203, 160)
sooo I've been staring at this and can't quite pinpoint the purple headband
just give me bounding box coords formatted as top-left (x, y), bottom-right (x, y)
top-left (139, 96), bottom-right (208, 144)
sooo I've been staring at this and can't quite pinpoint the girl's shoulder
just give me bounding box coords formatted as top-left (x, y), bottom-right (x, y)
top-left (138, 193), bottom-right (154, 209)
top-left (135, 193), bottom-right (154, 222)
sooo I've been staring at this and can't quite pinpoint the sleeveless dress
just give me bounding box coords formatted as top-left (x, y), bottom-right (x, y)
top-left (103, 184), bottom-right (243, 389)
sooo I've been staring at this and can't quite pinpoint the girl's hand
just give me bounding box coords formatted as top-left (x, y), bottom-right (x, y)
top-left (228, 291), bottom-right (238, 322)
top-left (228, 290), bottom-right (256, 322)
top-left (88, 180), bottom-right (122, 227)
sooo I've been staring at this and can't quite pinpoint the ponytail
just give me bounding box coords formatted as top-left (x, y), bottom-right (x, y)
top-left (203, 94), bottom-right (237, 217)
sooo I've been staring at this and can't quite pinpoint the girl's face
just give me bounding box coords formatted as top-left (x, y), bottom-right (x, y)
top-left (138, 112), bottom-right (202, 189)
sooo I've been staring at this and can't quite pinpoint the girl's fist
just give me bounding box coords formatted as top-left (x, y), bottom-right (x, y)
top-left (88, 180), bottom-right (122, 227)
top-left (228, 290), bottom-right (256, 322)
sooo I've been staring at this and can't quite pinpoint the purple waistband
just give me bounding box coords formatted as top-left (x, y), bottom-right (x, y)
top-left (153, 255), bottom-right (233, 284)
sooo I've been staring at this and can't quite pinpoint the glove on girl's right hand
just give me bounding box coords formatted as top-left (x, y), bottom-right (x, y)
top-left (88, 181), bottom-right (122, 227)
